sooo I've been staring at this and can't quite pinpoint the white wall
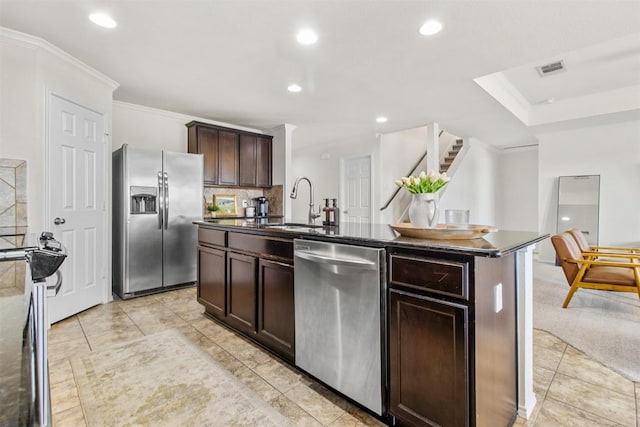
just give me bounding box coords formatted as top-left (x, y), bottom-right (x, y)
top-left (112, 101), bottom-right (266, 152)
top-left (0, 28), bottom-right (116, 232)
top-left (379, 126), bottom-right (429, 224)
top-left (496, 146), bottom-right (538, 232)
top-left (537, 119), bottom-right (640, 262)
top-left (290, 134), bottom-right (379, 222)
top-left (438, 138), bottom-right (499, 226)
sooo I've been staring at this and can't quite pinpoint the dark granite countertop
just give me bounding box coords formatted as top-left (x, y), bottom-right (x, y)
top-left (194, 219), bottom-right (548, 257)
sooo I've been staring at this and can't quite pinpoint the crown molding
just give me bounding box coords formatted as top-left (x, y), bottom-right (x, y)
top-left (113, 100), bottom-right (269, 135)
top-left (0, 26), bottom-right (119, 90)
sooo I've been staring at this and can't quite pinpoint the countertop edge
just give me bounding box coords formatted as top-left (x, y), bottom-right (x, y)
top-left (194, 221), bottom-right (549, 258)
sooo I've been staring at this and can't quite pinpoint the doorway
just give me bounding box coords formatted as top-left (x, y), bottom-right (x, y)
top-left (340, 154), bottom-right (374, 230)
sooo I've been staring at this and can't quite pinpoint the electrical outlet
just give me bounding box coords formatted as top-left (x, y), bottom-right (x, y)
top-left (494, 283), bottom-right (503, 313)
top-left (242, 199), bottom-right (248, 208)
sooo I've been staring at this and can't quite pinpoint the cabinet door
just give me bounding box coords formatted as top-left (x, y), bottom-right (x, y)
top-left (256, 136), bottom-right (272, 188)
top-left (389, 290), bottom-right (468, 427)
top-left (198, 127), bottom-right (219, 185)
top-left (239, 134), bottom-right (257, 186)
top-left (256, 259), bottom-right (295, 361)
top-left (218, 130), bottom-right (239, 186)
top-left (227, 251), bottom-right (257, 333)
top-left (197, 245), bottom-right (226, 318)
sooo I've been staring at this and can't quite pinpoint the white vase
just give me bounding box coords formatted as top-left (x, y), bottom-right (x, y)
top-left (408, 193), bottom-right (439, 228)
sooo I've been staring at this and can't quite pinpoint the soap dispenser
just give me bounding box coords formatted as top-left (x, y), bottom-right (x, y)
top-left (322, 198), bottom-right (331, 226)
top-left (330, 198), bottom-right (340, 226)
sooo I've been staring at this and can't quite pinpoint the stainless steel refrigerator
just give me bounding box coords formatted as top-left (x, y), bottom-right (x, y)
top-left (112, 144), bottom-right (203, 299)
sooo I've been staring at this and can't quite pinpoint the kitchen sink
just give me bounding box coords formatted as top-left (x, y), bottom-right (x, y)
top-left (265, 222), bottom-right (324, 232)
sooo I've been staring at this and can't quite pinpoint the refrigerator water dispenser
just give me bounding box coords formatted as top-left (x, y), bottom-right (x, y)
top-left (130, 186), bottom-right (157, 214)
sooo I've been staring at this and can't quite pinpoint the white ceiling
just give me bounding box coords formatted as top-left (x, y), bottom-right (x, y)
top-left (1, 0), bottom-right (639, 149)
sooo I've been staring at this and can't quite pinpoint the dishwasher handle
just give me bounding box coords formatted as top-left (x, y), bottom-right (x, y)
top-left (295, 250), bottom-right (378, 270)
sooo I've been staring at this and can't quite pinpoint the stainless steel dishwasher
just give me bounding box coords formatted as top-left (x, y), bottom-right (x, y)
top-left (294, 239), bottom-right (386, 415)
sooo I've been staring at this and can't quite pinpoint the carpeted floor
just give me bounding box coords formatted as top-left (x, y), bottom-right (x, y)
top-left (533, 261), bottom-right (640, 382)
top-left (70, 329), bottom-right (291, 427)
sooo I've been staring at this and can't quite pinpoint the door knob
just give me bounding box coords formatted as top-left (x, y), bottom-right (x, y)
top-left (54, 217), bottom-right (66, 225)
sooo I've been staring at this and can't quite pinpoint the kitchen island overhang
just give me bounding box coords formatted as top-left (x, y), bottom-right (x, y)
top-left (195, 219), bottom-right (547, 425)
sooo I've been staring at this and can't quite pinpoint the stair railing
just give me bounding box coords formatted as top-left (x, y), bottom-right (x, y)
top-left (379, 130), bottom-right (443, 212)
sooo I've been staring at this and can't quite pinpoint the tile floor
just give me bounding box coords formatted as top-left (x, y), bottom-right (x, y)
top-left (48, 286), bottom-right (639, 426)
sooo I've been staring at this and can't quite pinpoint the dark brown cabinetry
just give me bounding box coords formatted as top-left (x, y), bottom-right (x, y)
top-left (256, 259), bottom-right (294, 359)
top-left (197, 244), bottom-right (226, 317)
top-left (388, 250), bottom-right (517, 427)
top-left (226, 252), bottom-right (257, 333)
top-left (389, 290), bottom-right (468, 427)
top-left (218, 130), bottom-right (239, 186)
top-left (197, 226), bottom-right (295, 362)
top-left (186, 121), bottom-right (272, 188)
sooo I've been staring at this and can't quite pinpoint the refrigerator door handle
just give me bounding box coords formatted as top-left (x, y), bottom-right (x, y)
top-left (164, 172), bottom-right (169, 229)
top-left (157, 171), bottom-right (164, 229)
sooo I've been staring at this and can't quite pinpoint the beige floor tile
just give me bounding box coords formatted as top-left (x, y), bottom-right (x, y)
top-left (285, 382), bottom-right (346, 426)
top-left (50, 378), bottom-right (81, 414)
top-left (49, 357), bottom-right (74, 385)
top-left (533, 329), bottom-right (568, 353)
top-left (125, 305), bottom-right (190, 335)
top-left (253, 358), bottom-right (302, 393)
top-left (535, 397), bottom-right (623, 426)
top-left (215, 332), bottom-right (273, 369)
top-left (557, 346), bottom-right (635, 396)
top-left (546, 373), bottom-right (636, 425)
top-left (269, 394), bottom-right (324, 426)
top-left (533, 366), bottom-right (556, 399)
top-left (48, 316), bottom-right (85, 345)
top-left (78, 308), bottom-right (138, 337)
top-left (233, 365), bottom-right (282, 402)
top-left (534, 346), bottom-right (564, 372)
top-left (636, 382), bottom-right (639, 426)
top-left (343, 403), bottom-right (387, 426)
top-left (48, 336), bottom-right (91, 362)
top-left (329, 412), bottom-right (368, 426)
top-left (52, 404), bottom-right (86, 427)
top-left (191, 316), bottom-right (238, 342)
top-left (84, 328), bottom-right (145, 351)
top-left (204, 347), bottom-right (246, 375)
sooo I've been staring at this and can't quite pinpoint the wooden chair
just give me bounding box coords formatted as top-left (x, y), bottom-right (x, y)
top-left (550, 233), bottom-right (640, 308)
top-left (566, 229), bottom-right (639, 256)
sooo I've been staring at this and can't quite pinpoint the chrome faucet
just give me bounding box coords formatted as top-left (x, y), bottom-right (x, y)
top-left (290, 176), bottom-right (321, 224)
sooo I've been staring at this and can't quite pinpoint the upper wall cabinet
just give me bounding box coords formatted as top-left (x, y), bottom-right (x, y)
top-left (186, 121), bottom-right (272, 188)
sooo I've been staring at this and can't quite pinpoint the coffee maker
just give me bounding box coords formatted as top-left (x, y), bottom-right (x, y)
top-left (254, 196), bottom-right (269, 217)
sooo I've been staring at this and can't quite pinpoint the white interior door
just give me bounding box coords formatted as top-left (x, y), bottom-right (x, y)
top-left (341, 155), bottom-right (373, 228)
top-left (47, 93), bottom-right (106, 323)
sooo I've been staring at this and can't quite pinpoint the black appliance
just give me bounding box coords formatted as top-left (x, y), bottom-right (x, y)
top-left (254, 196), bottom-right (269, 217)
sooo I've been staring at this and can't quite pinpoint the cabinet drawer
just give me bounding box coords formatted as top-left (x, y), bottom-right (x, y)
top-left (389, 254), bottom-right (468, 300)
top-left (198, 228), bottom-right (226, 247)
top-left (228, 232), bottom-right (293, 260)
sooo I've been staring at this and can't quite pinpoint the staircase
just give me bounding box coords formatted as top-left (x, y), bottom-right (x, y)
top-left (440, 138), bottom-right (463, 174)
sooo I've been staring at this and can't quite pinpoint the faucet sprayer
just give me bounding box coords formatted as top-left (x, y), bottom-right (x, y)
top-left (290, 176), bottom-right (321, 224)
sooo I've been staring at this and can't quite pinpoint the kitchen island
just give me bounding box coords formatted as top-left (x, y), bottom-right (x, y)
top-left (194, 219), bottom-right (547, 427)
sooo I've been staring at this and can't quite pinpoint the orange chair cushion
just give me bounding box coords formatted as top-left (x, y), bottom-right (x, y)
top-left (583, 266), bottom-right (638, 287)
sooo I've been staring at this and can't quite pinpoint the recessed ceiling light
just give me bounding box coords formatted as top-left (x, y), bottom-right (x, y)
top-left (296, 28), bottom-right (318, 45)
top-left (89, 13), bottom-right (117, 29)
top-left (419, 19), bottom-right (442, 36)
top-left (376, 116), bottom-right (388, 123)
top-left (288, 84), bottom-right (302, 93)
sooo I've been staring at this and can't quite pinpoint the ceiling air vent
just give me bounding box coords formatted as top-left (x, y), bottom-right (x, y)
top-left (536, 60), bottom-right (566, 77)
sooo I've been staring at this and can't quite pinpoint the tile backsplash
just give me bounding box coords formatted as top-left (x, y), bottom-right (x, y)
top-left (203, 185), bottom-right (283, 217)
top-left (0, 159), bottom-right (27, 290)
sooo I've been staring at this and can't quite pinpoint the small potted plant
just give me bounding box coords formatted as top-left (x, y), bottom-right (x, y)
top-left (395, 170), bottom-right (450, 228)
top-left (206, 203), bottom-right (219, 218)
